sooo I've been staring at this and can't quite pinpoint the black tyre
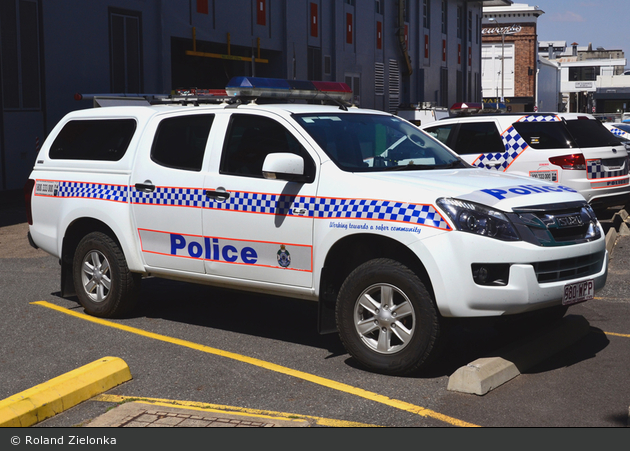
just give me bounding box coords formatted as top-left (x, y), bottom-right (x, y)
top-left (72, 231), bottom-right (140, 318)
top-left (336, 258), bottom-right (441, 375)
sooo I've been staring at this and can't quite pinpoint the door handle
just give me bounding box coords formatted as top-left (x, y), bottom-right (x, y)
top-left (135, 180), bottom-right (155, 193)
top-left (205, 188), bottom-right (230, 201)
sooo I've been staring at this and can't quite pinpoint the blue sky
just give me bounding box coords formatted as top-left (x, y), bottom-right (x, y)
top-left (534, 0), bottom-right (630, 67)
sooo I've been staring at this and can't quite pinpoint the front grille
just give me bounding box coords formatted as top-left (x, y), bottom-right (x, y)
top-left (532, 251), bottom-right (605, 283)
top-left (509, 201), bottom-right (601, 246)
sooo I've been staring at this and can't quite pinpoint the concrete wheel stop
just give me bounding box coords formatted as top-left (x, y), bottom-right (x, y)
top-left (447, 315), bottom-right (591, 395)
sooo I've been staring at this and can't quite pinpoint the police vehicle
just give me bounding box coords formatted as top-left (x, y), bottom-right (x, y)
top-left (24, 77), bottom-right (608, 375)
top-left (421, 108), bottom-right (630, 212)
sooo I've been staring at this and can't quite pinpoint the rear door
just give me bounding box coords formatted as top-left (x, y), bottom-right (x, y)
top-left (130, 112), bottom-right (214, 273)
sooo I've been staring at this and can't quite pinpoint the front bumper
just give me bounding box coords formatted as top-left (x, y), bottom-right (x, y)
top-left (415, 231), bottom-right (608, 317)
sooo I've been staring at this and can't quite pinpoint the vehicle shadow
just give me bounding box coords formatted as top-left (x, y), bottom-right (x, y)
top-left (57, 277), bottom-right (610, 379)
top-left (133, 276), bottom-right (348, 354)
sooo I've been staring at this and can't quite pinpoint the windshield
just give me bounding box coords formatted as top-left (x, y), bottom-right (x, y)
top-left (293, 113), bottom-right (466, 172)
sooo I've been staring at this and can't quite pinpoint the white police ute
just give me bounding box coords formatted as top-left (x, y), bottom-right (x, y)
top-left (24, 77), bottom-right (607, 375)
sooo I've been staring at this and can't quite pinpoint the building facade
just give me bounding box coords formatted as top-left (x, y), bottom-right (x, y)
top-left (0, 0), bottom-right (507, 191)
top-left (481, 2), bottom-right (542, 112)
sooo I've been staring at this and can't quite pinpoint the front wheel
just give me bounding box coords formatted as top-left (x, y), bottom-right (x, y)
top-left (72, 231), bottom-right (140, 318)
top-left (336, 258), bottom-right (441, 375)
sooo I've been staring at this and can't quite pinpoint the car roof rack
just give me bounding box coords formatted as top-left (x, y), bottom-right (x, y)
top-left (75, 77), bottom-right (354, 109)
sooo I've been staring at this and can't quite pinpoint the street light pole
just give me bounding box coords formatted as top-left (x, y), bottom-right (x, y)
top-left (500, 31), bottom-right (505, 103)
top-left (488, 17), bottom-right (505, 104)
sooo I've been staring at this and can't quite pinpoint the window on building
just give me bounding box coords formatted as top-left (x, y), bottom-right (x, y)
top-left (441, 0), bottom-right (447, 34)
top-left (196, 0), bottom-right (208, 14)
top-left (345, 74), bottom-right (361, 105)
top-left (152, 115), bottom-right (214, 171)
top-left (388, 60), bottom-right (400, 113)
top-left (375, 0), bottom-right (382, 15)
top-left (457, 6), bottom-right (462, 39)
top-left (310, 3), bottom-right (318, 37)
top-left (440, 68), bottom-right (448, 106)
top-left (346, 13), bottom-right (353, 44)
top-left (569, 66), bottom-right (600, 81)
top-left (468, 11), bottom-right (473, 42)
top-left (256, 0), bottom-right (266, 26)
top-left (307, 46), bottom-right (322, 81)
top-left (110, 9), bottom-right (143, 94)
top-left (423, 0), bottom-right (430, 29)
top-left (0, 0), bottom-right (42, 110)
top-left (375, 62), bottom-right (384, 96)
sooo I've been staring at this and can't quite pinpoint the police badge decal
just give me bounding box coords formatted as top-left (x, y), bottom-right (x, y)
top-left (277, 245), bottom-right (291, 268)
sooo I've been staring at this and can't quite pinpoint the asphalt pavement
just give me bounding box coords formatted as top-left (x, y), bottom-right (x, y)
top-left (1, 189), bottom-right (629, 429)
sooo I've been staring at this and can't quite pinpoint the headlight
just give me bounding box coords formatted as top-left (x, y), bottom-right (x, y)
top-left (437, 198), bottom-right (520, 241)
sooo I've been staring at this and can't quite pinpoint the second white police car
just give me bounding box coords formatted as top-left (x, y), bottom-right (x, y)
top-left (25, 77), bottom-right (607, 375)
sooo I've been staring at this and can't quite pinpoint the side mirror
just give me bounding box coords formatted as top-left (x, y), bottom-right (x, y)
top-left (262, 153), bottom-right (309, 182)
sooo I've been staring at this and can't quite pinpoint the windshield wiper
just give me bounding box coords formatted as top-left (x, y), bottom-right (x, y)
top-left (382, 159), bottom-right (464, 171)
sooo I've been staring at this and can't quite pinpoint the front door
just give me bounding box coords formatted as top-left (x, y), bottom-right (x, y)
top-left (202, 112), bottom-right (319, 288)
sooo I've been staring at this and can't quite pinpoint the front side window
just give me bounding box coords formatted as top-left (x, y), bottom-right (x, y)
top-left (151, 114), bottom-right (213, 171)
top-left (50, 119), bottom-right (136, 161)
top-left (221, 114), bottom-right (315, 179)
top-left (294, 113), bottom-right (464, 172)
top-left (424, 124), bottom-right (455, 146)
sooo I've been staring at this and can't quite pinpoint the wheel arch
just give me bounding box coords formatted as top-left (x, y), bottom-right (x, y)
top-left (317, 233), bottom-right (434, 334)
top-left (60, 218), bottom-right (126, 297)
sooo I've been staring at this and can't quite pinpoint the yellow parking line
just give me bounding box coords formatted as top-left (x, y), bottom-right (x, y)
top-left (604, 331), bottom-right (630, 338)
top-left (93, 394), bottom-right (377, 427)
top-left (33, 301), bottom-right (479, 427)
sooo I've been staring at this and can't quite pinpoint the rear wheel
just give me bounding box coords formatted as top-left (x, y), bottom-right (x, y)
top-left (73, 232), bottom-right (140, 318)
top-left (336, 258), bottom-right (441, 375)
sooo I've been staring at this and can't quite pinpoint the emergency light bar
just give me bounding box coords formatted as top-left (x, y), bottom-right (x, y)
top-left (225, 77), bottom-right (352, 103)
top-left (449, 102), bottom-right (507, 117)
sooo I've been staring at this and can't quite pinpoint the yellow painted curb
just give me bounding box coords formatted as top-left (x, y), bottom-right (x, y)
top-left (0, 357), bottom-right (132, 427)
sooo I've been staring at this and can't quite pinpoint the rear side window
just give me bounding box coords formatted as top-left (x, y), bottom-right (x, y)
top-left (512, 121), bottom-right (574, 150)
top-left (453, 122), bottom-right (504, 155)
top-left (49, 119), bottom-right (136, 161)
top-left (151, 115), bottom-right (214, 171)
top-left (564, 119), bottom-right (621, 147)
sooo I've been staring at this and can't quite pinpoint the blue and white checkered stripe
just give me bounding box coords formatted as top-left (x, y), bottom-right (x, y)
top-left (55, 182), bottom-right (450, 231)
top-left (58, 182), bottom-right (128, 202)
top-left (475, 126), bottom-right (528, 171)
top-left (587, 160), bottom-right (629, 180)
top-left (130, 187), bottom-right (205, 206)
top-left (311, 198), bottom-right (449, 229)
top-left (610, 128), bottom-right (624, 137)
top-left (517, 115), bottom-right (560, 122)
top-left (134, 188), bottom-right (450, 230)
top-left (609, 127), bottom-right (630, 140)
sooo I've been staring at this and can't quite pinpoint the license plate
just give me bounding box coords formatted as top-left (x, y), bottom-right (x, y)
top-left (563, 280), bottom-right (594, 305)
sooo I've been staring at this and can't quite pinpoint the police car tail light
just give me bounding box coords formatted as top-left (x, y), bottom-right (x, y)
top-left (23, 178), bottom-right (35, 225)
top-left (437, 198), bottom-right (520, 241)
top-left (225, 76), bottom-right (352, 102)
top-left (549, 154), bottom-right (586, 170)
